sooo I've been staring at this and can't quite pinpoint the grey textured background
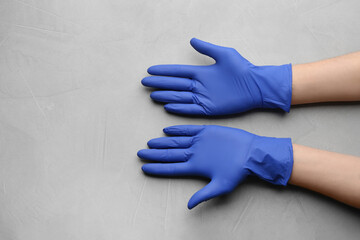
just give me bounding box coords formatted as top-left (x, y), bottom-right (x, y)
top-left (0, 0), bottom-right (360, 239)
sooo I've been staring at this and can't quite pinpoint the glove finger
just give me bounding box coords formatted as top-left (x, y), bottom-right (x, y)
top-left (163, 125), bottom-right (204, 136)
top-left (188, 180), bottom-right (232, 209)
top-left (137, 149), bottom-right (190, 162)
top-left (142, 162), bottom-right (192, 176)
top-left (148, 64), bottom-right (199, 78)
top-left (190, 38), bottom-right (224, 61)
top-left (165, 103), bottom-right (206, 115)
top-left (142, 76), bottom-right (194, 91)
top-left (150, 91), bottom-right (195, 103)
top-left (147, 137), bottom-right (193, 149)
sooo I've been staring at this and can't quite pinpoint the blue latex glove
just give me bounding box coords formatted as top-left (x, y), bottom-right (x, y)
top-left (142, 38), bottom-right (292, 115)
top-left (137, 125), bottom-right (293, 209)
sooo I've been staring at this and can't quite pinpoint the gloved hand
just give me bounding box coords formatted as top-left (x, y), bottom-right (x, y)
top-left (137, 125), bottom-right (293, 209)
top-left (142, 38), bottom-right (292, 115)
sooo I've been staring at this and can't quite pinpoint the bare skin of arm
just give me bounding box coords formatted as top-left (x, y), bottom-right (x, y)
top-left (289, 144), bottom-right (360, 208)
top-left (288, 52), bottom-right (360, 208)
top-left (292, 51), bottom-right (360, 105)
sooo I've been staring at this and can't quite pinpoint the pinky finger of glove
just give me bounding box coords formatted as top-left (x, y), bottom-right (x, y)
top-left (165, 103), bottom-right (207, 115)
top-left (142, 162), bottom-right (192, 176)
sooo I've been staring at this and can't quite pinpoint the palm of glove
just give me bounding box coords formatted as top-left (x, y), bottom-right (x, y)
top-left (192, 56), bottom-right (262, 115)
top-left (137, 125), bottom-right (254, 209)
top-left (142, 38), bottom-right (263, 115)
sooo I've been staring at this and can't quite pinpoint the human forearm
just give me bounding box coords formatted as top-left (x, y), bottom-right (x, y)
top-left (292, 52), bottom-right (360, 105)
top-left (289, 144), bottom-right (360, 208)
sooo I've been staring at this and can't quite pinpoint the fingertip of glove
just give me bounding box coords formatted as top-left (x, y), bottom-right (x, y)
top-left (164, 104), bottom-right (182, 114)
top-left (137, 149), bottom-right (145, 159)
top-left (165, 104), bottom-right (181, 114)
top-left (141, 165), bottom-right (151, 174)
top-left (141, 164), bottom-right (153, 175)
top-left (146, 139), bottom-right (156, 148)
top-left (141, 77), bottom-right (148, 86)
top-left (187, 200), bottom-right (197, 210)
top-left (149, 91), bottom-right (157, 100)
top-left (164, 104), bottom-right (173, 112)
top-left (162, 127), bottom-right (170, 134)
top-left (147, 66), bottom-right (154, 74)
top-left (190, 37), bottom-right (200, 46)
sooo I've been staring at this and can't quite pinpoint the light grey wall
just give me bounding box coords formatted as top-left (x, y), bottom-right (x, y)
top-left (0, 0), bottom-right (359, 239)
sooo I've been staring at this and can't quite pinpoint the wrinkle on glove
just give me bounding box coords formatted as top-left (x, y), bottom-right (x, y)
top-left (142, 38), bottom-right (292, 116)
top-left (137, 125), bottom-right (293, 209)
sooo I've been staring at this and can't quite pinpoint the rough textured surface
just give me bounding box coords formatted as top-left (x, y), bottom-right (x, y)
top-left (0, 0), bottom-right (359, 239)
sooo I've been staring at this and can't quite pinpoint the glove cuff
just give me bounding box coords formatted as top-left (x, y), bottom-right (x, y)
top-left (244, 136), bottom-right (293, 186)
top-left (252, 64), bottom-right (293, 112)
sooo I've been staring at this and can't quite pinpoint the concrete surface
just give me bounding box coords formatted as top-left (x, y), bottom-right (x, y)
top-left (0, 0), bottom-right (359, 239)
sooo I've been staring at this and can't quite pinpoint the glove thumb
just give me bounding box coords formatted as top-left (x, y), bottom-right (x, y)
top-left (188, 179), bottom-right (233, 209)
top-left (190, 38), bottom-right (224, 61)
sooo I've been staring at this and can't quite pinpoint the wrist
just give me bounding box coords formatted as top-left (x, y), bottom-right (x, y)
top-left (244, 135), bottom-right (294, 186)
top-left (251, 64), bottom-right (293, 112)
